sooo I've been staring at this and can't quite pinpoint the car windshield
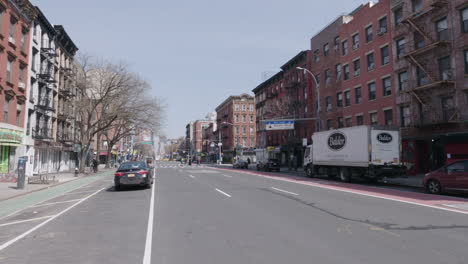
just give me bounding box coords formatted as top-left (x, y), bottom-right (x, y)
top-left (118, 162), bottom-right (147, 171)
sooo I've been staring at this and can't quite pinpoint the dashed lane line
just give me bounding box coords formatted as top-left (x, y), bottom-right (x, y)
top-left (0, 215), bottom-right (55, 228)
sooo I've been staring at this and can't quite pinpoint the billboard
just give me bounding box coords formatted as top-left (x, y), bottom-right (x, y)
top-left (265, 120), bottom-right (294, 131)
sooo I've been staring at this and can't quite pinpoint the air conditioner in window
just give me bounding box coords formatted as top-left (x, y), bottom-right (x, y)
top-left (326, 105), bottom-right (332, 112)
top-left (377, 28), bottom-right (387, 36)
top-left (18, 82), bottom-right (26, 89)
top-left (354, 70), bottom-right (360, 76)
top-left (8, 36), bottom-right (15, 44)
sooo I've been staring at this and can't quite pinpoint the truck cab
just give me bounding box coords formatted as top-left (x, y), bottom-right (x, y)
top-left (304, 145), bottom-right (314, 177)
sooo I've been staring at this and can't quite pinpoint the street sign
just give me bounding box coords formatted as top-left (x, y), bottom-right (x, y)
top-left (265, 120), bottom-right (294, 131)
top-left (218, 143), bottom-right (222, 146)
top-left (210, 143), bottom-right (215, 147)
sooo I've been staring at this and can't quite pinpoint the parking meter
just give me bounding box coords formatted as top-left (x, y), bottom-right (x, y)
top-left (17, 156), bottom-right (28, 189)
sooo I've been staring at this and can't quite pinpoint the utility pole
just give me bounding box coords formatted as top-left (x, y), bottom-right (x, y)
top-left (218, 129), bottom-right (222, 164)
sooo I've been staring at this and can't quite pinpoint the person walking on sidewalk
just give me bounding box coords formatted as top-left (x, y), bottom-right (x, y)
top-left (92, 158), bottom-right (99, 173)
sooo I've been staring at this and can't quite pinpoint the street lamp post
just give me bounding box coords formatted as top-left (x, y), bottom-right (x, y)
top-left (297, 67), bottom-right (321, 131)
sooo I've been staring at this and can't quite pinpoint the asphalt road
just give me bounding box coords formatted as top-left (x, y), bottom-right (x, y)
top-left (0, 161), bottom-right (467, 263)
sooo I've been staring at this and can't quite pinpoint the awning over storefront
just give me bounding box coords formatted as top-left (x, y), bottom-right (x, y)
top-left (0, 128), bottom-right (23, 147)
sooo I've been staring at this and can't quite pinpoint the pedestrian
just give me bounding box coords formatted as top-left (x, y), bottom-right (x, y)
top-left (247, 157), bottom-right (251, 165)
top-left (92, 158), bottom-right (98, 173)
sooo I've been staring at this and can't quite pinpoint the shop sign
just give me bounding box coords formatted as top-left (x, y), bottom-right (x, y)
top-left (0, 128), bottom-right (23, 145)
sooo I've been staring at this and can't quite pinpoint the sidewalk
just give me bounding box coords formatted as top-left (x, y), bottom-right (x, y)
top-left (0, 165), bottom-right (111, 202)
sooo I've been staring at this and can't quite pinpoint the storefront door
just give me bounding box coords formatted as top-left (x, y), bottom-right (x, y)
top-left (0, 146), bottom-right (10, 173)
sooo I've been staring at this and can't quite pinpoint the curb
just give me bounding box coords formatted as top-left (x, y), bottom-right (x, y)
top-left (0, 169), bottom-right (113, 203)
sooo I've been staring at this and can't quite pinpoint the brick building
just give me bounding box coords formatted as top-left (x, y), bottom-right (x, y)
top-left (390, 0), bottom-right (468, 173)
top-left (215, 94), bottom-right (256, 162)
top-left (192, 119), bottom-right (213, 156)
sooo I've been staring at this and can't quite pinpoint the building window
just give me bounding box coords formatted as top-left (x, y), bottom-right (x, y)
top-left (383, 77), bottom-right (392, 96)
top-left (242, 104), bottom-right (247, 111)
top-left (235, 104), bottom-right (239, 111)
top-left (326, 119), bottom-right (333, 130)
top-left (352, 33), bottom-right (359, 50)
top-left (242, 115), bottom-right (246, 122)
top-left (461, 7), bottom-right (468, 33)
top-left (345, 117), bottom-right (352, 127)
top-left (400, 106), bottom-right (411, 127)
top-left (412, 0), bottom-right (423, 12)
top-left (19, 65), bottom-right (25, 83)
top-left (464, 50), bottom-right (468, 74)
top-left (326, 96), bottom-right (332, 112)
top-left (336, 64), bottom-right (342, 79)
top-left (344, 91), bottom-right (350, 107)
top-left (249, 104), bottom-right (254, 111)
top-left (4, 98), bottom-right (10, 123)
top-left (314, 49), bottom-right (320, 62)
top-left (378, 16), bottom-right (387, 34)
top-left (20, 30), bottom-right (26, 52)
top-left (303, 86), bottom-right (307, 99)
top-left (250, 126), bottom-right (254, 135)
top-left (325, 69), bottom-right (331, 85)
top-left (442, 96), bottom-right (454, 121)
top-left (396, 38), bottom-right (406, 58)
top-left (336, 92), bottom-right (343, 108)
top-left (370, 112), bottom-right (378, 125)
top-left (16, 104), bottom-right (22, 126)
top-left (26, 111), bottom-right (32, 136)
top-left (243, 126), bottom-right (247, 134)
top-left (324, 43), bottom-right (329, 56)
top-left (353, 59), bottom-right (360, 77)
top-left (316, 74), bottom-right (320, 88)
top-left (250, 115), bottom-right (254, 122)
top-left (436, 18), bottom-right (448, 41)
top-left (334, 36), bottom-right (340, 51)
top-left (338, 117), bottom-right (344, 128)
top-left (381, 45), bottom-right (389, 65)
top-left (6, 58), bottom-right (13, 83)
top-left (9, 16), bottom-right (16, 39)
top-left (342, 40), bottom-right (348, 56)
top-left (235, 126), bottom-right (240, 134)
top-left (368, 82), bottom-right (376, 101)
top-left (416, 67), bottom-right (429, 86)
top-left (343, 64), bottom-right (350, 80)
top-left (355, 87), bottom-right (362, 104)
top-left (367, 52), bottom-right (375, 71)
top-left (414, 31), bottom-right (424, 49)
top-left (235, 115), bottom-right (239, 122)
top-left (384, 109), bottom-right (393, 125)
top-left (356, 115), bottom-right (364, 126)
top-left (438, 56), bottom-right (451, 80)
top-left (398, 71), bottom-right (408, 91)
top-left (365, 25), bottom-right (373, 43)
top-left (394, 7), bottom-right (403, 26)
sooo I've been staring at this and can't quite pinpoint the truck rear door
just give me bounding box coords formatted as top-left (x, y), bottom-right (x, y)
top-left (370, 129), bottom-right (400, 166)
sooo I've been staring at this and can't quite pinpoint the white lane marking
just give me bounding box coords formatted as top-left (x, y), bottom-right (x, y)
top-left (212, 168), bottom-right (468, 216)
top-left (30, 199), bottom-right (83, 208)
top-left (0, 215), bottom-right (55, 228)
top-left (271, 187), bottom-right (299, 196)
top-left (222, 174), bottom-right (232, 178)
top-left (0, 188), bottom-right (105, 252)
top-left (65, 190), bottom-right (101, 195)
top-left (143, 177), bottom-right (156, 264)
top-left (215, 188), bottom-right (232, 198)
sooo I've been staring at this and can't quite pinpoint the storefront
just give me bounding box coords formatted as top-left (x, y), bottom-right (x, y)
top-left (0, 128), bottom-right (23, 174)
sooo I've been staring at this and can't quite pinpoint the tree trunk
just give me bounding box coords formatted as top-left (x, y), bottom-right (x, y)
top-left (105, 143), bottom-right (114, 168)
top-left (79, 145), bottom-right (89, 173)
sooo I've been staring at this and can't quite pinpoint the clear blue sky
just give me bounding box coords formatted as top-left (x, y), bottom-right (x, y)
top-left (34, 0), bottom-right (366, 137)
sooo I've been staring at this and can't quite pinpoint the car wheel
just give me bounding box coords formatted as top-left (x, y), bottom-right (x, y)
top-left (306, 166), bottom-right (314, 178)
top-left (426, 180), bottom-right (442, 194)
top-left (339, 168), bottom-right (351, 182)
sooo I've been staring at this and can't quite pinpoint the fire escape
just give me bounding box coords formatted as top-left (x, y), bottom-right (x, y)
top-left (399, 0), bottom-right (457, 127)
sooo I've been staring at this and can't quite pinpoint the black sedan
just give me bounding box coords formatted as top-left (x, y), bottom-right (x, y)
top-left (257, 159), bottom-right (281, 172)
top-left (114, 161), bottom-right (154, 190)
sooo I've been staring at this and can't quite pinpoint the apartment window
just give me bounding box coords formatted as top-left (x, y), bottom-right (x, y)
top-left (9, 16), bottom-right (16, 39)
top-left (338, 117), bottom-right (344, 128)
top-left (414, 31), bottom-right (424, 49)
top-left (398, 71), bottom-right (408, 91)
top-left (356, 115), bottom-right (364, 126)
top-left (342, 40), bottom-right (348, 56)
top-left (0, 5), bottom-right (4, 31)
top-left (325, 69), bottom-right (331, 85)
top-left (334, 36), bottom-right (340, 51)
top-left (344, 91), bottom-right (350, 106)
top-left (303, 86), bottom-right (307, 99)
top-left (326, 119), bottom-right (333, 130)
top-left (355, 87), bottom-right (362, 104)
top-left (4, 98), bottom-right (10, 123)
top-left (235, 126), bottom-right (240, 134)
top-left (6, 58), bottom-right (13, 83)
top-left (464, 50), bottom-right (468, 74)
top-left (336, 92), bottom-right (343, 108)
top-left (325, 96), bottom-right (332, 112)
top-left (314, 49), bottom-right (320, 62)
top-left (242, 115), bottom-right (246, 122)
top-left (250, 126), bottom-right (254, 135)
top-left (316, 74), bottom-right (320, 87)
top-left (438, 56), bottom-right (451, 80)
top-left (243, 126), bottom-right (247, 134)
top-left (20, 30), bottom-right (26, 52)
top-left (242, 104), bottom-right (247, 111)
top-left (400, 106), bottom-right (411, 127)
top-left (235, 115), bottom-right (239, 122)
top-left (436, 18), bottom-right (448, 41)
top-left (382, 77), bottom-right (392, 96)
top-left (16, 104), bottom-right (22, 126)
top-left (26, 111), bottom-right (32, 136)
top-left (416, 67), bottom-right (429, 86)
top-left (367, 52), bottom-right (375, 71)
top-left (384, 109), bottom-right (393, 125)
top-left (412, 0), bottom-right (423, 12)
top-left (370, 112), bottom-right (378, 125)
top-left (345, 117), bottom-right (352, 127)
top-left (352, 33), bottom-right (359, 49)
top-left (394, 7), bottom-right (403, 26)
top-left (461, 7), bottom-right (468, 33)
top-left (324, 43), bottom-right (329, 56)
top-left (353, 59), bottom-right (360, 77)
top-left (365, 25), bottom-right (373, 42)
top-left (19, 65), bottom-right (25, 83)
top-left (235, 104), bottom-right (239, 111)
top-left (396, 38), bottom-right (406, 58)
top-left (442, 96), bottom-right (454, 121)
top-left (249, 104), bottom-right (254, 111)
top-left (381, 45), bottom-right (390, 65)
top-left (378, 16), bottom-right (387, 34)
top-left (368, 82), bottom-right (376, 101)
top-left (343, 64), bottom-right (350, 80)
top-left (250, 115), bottom-right (254, 122)
top-left (336, 64), bottom-right (342, 79)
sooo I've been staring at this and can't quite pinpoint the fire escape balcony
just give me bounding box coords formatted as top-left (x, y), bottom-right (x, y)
top-left (40, 47), bottom-right (57, 61)
top-left (32, 127), bottom-right (53, 140)
top-left (415, 107), bottom-right (458, 127)
top-left (403, 39), bottom-right (450, 59)
top-left (406, 70), bottom-right (455, 93)
top-left (58, 133), bottom-right (74, 143)
top-left (401, 0), bottom-right (448, 24)
top-left (284, 80), bottom-right (301, 89)
top-left (38, 70), bottom-right (56, 84)
top-left (34, 97), bottom-right (55, 112)
top-left (59, 86), bottom-right (75, 97)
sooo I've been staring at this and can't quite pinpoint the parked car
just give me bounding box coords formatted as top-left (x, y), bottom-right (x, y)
top-left (423, 160), bottom-right (468, 194)
top-left (233, 159), bottom-right (248, 169)
top-left (114, 161), bottom-right (154, 191)
top-left (257, 159), bottom-right (281, 172)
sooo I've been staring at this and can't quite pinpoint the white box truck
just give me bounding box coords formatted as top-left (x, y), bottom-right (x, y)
top-left (303, 126), bottom-right (406, 182)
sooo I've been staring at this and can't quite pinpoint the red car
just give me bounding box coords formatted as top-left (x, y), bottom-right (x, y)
top-left (423, 160), bottom-right (468, 194)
